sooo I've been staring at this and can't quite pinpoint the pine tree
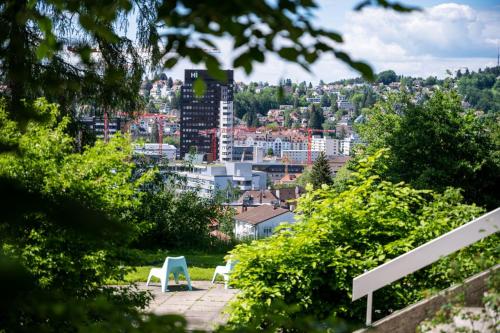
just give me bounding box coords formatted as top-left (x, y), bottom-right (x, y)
top-left (310, 152), bottom-right (333, 189)
top-left (308, 104), bottom-right (324, 129)
top-left (167, 77), bottom-right (174, 88)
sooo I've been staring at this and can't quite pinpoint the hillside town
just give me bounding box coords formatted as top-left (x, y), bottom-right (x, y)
top-left (1, 1), bottom-right (499, 332)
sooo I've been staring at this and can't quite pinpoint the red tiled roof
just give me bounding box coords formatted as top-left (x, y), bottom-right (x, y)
top-left (237, 190), bottom-right (278, 204)
top-left (235, 205), bottom-right (290, 225)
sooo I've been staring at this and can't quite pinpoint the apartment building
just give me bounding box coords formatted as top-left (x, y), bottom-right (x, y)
top-left (180, 69), bottom-right (234, 159)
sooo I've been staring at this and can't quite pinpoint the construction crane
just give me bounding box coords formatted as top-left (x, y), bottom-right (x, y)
top-left (198, 128), bottom-right (218, 162)
top-left (282, 154), bottom-right (290, 178)
top-left (198, 126), bottom-right (259, 162)
top-left (133, 113), bottom-right (171, 156)
top-left (306, 128), bottom-right (336, 165)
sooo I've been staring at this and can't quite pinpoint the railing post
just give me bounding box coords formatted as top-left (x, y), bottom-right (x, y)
top-left (366, 292), bottom-right (373, 326)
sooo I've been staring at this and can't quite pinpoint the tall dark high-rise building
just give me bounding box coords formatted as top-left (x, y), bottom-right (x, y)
top-left (180, 69), bottom-right (234, 160)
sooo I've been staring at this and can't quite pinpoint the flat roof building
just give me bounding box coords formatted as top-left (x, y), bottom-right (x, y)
top-left (180, 69), bottom-right (234, 160)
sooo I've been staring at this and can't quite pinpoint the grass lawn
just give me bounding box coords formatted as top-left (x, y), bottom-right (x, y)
top-left (114, 249), bottom-right (229, 284)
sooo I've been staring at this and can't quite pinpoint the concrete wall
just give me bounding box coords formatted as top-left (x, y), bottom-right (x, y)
top-left (355, 265), bottom-right (499, 333)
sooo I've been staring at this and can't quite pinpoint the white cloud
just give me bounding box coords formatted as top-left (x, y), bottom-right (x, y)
top-left (337, 2), bottom-right (500, 77)
top-left (165, 2), bottom-right (500, 82)
top-left (344, 3), bottom-right (500, 58)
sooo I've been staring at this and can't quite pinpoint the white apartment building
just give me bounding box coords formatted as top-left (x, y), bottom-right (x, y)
top-left (337, 95), bottom-right (355, 117)
top-left (236, 136), bottom-right (292, 157)
top-left (219, 97), bottom-right (234, 162)
top-left (281, 150), bottom-right (321, 164)
top-left (311, 136), bottom-right (340, 156)
top-left (306, 97), bottom-right (321, 103)
top-left (290, 140), bottom-right (308, 150)
top-left (340, 138), bottom-right (352, 156)
top-left (176, 162), bottom-right (267, 198)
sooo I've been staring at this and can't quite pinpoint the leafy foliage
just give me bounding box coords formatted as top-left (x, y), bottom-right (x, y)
top-left (0, 0), bottom-right (417, 123)
top-left (0, 99), bottom-right (189, 331)
top-left (235, 87), bottom-right (293, 119)
top-left (376, 70), bottom-right (398, 85)
top-left (225, 151), bottom-right (497, 330)
top-left (135, 189), bottom-right (219, 250)
top-left (457, 66), bottom-right (500, 114)
top-left (0, 0), bottom-right (145, 125)
top-left (356, 90), bottom-right (500, 209)
top-left (308, 104), bottom-right (325, 130)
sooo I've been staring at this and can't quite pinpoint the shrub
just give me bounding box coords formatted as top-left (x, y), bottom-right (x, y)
top-left (225, 150), bottom-right (498, 330)
top-left (135, 190), bottom-right (218, 250)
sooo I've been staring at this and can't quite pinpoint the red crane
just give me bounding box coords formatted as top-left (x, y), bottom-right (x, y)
top-left (132, 113), bottom-right (171, 155)
top-left (306, 128), bottom-right (336, 165)
top-left (198, 126), bottom-right (259, 162)
top-left (198, 128), bottom-right (218, 162)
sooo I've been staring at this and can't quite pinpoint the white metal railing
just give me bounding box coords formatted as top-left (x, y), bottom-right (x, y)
top-left (352, 207), bottom-right (500, 326)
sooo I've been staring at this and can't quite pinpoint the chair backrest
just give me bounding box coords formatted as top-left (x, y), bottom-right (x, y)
top-left (226, 259), bottom-right (239, 271)
top-left (162, 256), bottom-right (186, 269)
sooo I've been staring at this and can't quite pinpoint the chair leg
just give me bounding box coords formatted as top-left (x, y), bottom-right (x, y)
top-left (224, 274), bottom-right (229, 289)
top-left (146, 271), bottom-right (153, 286)
top-left (162, 269), bottom-right (170, 292)
top-left (211, 271), bottom-right (218, 284)
top-left (183, 267), bottom-right (192, 291)
top-left (173, 272), bottom-right (179, 284)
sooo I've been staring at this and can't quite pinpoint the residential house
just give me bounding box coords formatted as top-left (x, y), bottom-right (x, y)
top-left (234, 205), bottom-right (296, 239)
top-left (272, 186), bottom-right (305, 210)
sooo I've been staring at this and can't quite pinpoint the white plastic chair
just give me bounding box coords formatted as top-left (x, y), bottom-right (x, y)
top-left (211, 259), bottom-right (238, 289)
top-left (146, 256), bottom-right (192, 292)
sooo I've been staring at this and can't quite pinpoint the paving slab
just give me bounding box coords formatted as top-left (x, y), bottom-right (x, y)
top-left (139, 281), bottom-right (239, 332)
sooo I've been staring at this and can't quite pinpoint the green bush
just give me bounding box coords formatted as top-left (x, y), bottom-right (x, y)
top-left (135, 189), bottom-right (218, 250)
top-left (0, 99), bottom-right (164, 331)
top-left (225, 150), bottom-right (498, 330)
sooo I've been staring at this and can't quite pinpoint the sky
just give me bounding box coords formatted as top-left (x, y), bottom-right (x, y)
top-left (155, 1), bottom-right (500, 84)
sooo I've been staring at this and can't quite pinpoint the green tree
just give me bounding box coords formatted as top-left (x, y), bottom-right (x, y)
top-left (135, 190), bottom-right (218, 249)
top-left (308, 104), bottom-right (324, 129)
top-left (330, 100), bottom-right (339, 114)
top-left (243, 109), bottom-right (260, 127)
top-left (457, 67), bottom-right (500, 113)
top-left (169, 90), bottom-right (181, 110)
top-left (0, 0), bottom-right (416, 125)
top-left (376, 70), bottom-right (398, 85)
top-left (0, 0), bottom-right (146, 125)
top-left (267, 147), bottom-right (274, 156)
top-left (284, 109), bottom-right (293, 128)
top-left (350, 92), bottom-right (365, 111)
top-left (424, 76), bottom-right (437, 86)
top-left (357, 91), bottom-right (500, 209)
top-left (0, 99), bottom-right (165, 331)
top-left (217, 207), bottom-right (236, 239)
top-left (309, 152), bottom-right (333, 189)
top-left (320, 94), bottom-right (331, 107)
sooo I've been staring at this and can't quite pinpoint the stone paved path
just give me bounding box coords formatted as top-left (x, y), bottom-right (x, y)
top-left (139, 281), bottom-right (239, 331)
